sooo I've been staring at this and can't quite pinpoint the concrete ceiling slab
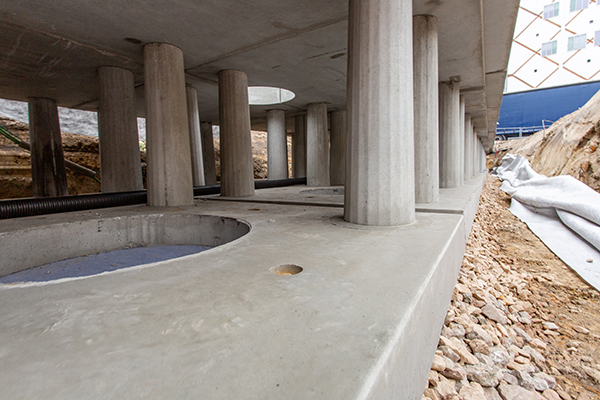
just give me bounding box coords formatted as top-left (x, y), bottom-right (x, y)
top-left (0, 0), bottom-right (518, 148)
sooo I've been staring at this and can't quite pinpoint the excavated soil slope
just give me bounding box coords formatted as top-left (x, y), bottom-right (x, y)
top-left (493, 90), bottom-right (600, 193)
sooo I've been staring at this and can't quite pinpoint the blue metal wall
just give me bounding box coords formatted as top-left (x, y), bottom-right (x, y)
top-left (497, 82), bottom-right (600, 130)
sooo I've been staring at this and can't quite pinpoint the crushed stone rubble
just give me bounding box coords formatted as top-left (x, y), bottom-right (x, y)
top-left (423, 177), bottom-right (600, 400)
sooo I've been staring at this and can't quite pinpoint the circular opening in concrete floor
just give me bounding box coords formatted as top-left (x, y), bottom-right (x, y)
top-left (248, 86), bottom-right (295, 105)
top-left (270, 264), bottom-right (303, 276)
top-left (0, 214), bottom-right (251, 283)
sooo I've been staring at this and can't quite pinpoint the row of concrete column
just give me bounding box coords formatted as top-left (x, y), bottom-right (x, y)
top-left (266, 108), bottom-right (346, 186)
top-left (27, 0), bottom-right (489, 226)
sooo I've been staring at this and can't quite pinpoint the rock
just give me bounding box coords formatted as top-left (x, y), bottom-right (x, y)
top-left (440, 346), bottom-right (461, 363)
top-left (555, 389), bottom-right (572, 400)
top-left (429, 370), bottom-right (440, 387)
top-left (441, 362), bottom-right (467, 381)
top-left (541, 389), bottom-right (561, 400)
top-left (459, 382), bottom-right (487, 400)
top-left (531, 375), bottom-right (550, 392)
top-left (482, 304), bottom-right (508, 325)
top-left (576, 393), bottom-right (591, 400)
top-left (425, 388), bottom-right (442, 400)
top-left (465, 364), bottom-right (500, 388)
top-left (497, 382), bottom-right (544, 400)
top-left (489, 347), bottom-right (511, 367)
top-left (522, 346), bottom-right (545, 365)
top-left (500, 369), bottom-right (520, 385)
top-left (437, 377), bottom-right (458, 399)
top-left (439, 336), bottom-right (479, 365)
top-left (543, 322), bottom-right (559, 331)
top-left (432, 355), bottom-right (446, 372)
top-left (530, 338), bottom-right (547, 350)
top-left (533, 373), bottom-right (556, 390)
top-left (484, 387), bottom-right (503, 400)
top-left (512, 370), bottom-right (536, 391)
top-left (448, 322), bottom-right (467, 339)
top-left (507, 361), bottom-right (525, 372)
top-left (513, 327), bottom-right (533, 343)
top-left (469, 339), bottom-right (490, 355)
top-left (468, 325), bottom-right (495, 347)
top-left (517, 311), bottom-right (532, 325)
top-left (581, 365), bottom-right (600, 384)
top-left (572, 325), bottom-right (590, 335)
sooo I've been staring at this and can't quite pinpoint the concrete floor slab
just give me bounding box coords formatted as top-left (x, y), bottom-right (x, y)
top-left (0, 180), bottom-right (484, 399)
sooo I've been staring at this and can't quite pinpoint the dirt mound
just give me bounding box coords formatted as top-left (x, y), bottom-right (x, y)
top-left (493, 90), bottom-right (600, 193)
top-left (1, 116), bottom-right (272, 199)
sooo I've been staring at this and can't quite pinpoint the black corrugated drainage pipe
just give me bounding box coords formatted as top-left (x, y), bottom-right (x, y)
top-left (0, 178), bottom-right (306, 220)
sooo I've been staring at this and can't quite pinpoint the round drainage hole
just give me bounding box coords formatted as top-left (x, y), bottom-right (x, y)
top-left (270, 264), bottom-right (303, 276)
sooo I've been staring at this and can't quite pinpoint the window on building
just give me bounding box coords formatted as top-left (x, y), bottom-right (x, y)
top-left (542, 40), bottom-right (558, 56)
top-left (570, 0), bottom-right (588, 12)
top-left (544, 3), bottom-right (560, 19)
top-left (568, 34), bottom-right (587, 51)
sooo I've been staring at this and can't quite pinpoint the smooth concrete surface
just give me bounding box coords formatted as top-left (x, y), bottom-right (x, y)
top-left (219, 70), bottom-right (255, 197)
top-left (464, 114), bottom-right (473, 181)
top-left (186, 85), bottom-right (206, 187)
top-left (200, 121), bottom-right (218, 186)
top-left (0, 184), bottom-right (477, 399)
top-left (438, 81), bottom-right (461, 189)
top-left (329, 110), bottom-right (346, 186)
top-left (267, 109), bottom-right (288, 180)
top-left (144, 43), bottom-right (194, 207)
top-left (345, 0), bottom-right (415, 226)
top-left (292, 115), bottom-right (306, 178)
top-left (413, 15), bottom-right (439, 204)
top-left (306, 103), bottom-right (329, 187)
top-left (98, 67), bottom-right (143, 193)
top-left (27, 97), bottom-right (68, 198)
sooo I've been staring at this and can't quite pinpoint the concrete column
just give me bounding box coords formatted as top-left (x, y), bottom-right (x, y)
top-left (472, 131), bottom-right (478, 177)
top-left (480, 141), bottom-right (486, 172)
top-left (458, 96), bottom-right (465, 187)
top-left (329, 110), bottom-right (346, 186)
top-left (267, 109), bottom-right (288, 180)
top-left (185, 85), bottom-right (205, 187)
top-left (200, 122), bottom-right (217, 185)
top-left (144, 43), bottom-right (193, 207)
top-left (464, 114), bottom-right (473, 181)
top-left (292, 115), bottom-right (306, 178)
top-left (345, 0), bottom-right (415, 226)
top-left (413, 15), bottom-right (439, 204)
top-left (218, 69), bottom-right (255, 197)
top-left (27, 97), bottom-right (68, 198)
top-left (98, 67), bottom-right (143, 193)
top-left (438, 81), bottom-right (461, 188)
top-left (306, 103), bottom-right (329, 187)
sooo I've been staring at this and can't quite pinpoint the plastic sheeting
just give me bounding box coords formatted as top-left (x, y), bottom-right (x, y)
top-left (493, 154), bottom-right (600, 291)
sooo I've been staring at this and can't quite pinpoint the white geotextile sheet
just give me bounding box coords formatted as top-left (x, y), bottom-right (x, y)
top-left (493, 154), bottom-right (600, 291)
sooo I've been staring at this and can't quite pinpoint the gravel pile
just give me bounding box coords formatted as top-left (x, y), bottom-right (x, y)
top-left (423, 177), bottom-right (600, 400)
